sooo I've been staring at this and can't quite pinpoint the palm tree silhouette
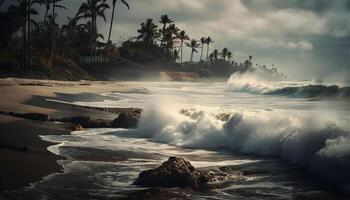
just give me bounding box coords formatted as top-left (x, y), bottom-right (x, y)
top-left (200, 37), bottom-right (206, 62)
top-left (176, 30), bottom-right (189, 64)
top-left (11, 0), bottom-right (40, 73)
top-left (185, 39), bottom-right (200, 63)
top-left (41, 0), bottom-right (66, 31)
top-left (221, 48), bottom-right (229, 60)
top-left (137, 18), bottom-right (160, 46)
top-left (76, 0), bottom-right (110, 64)
top-left (227, 51), bottom-right (232, 62)
top-left (159, 14), bottom-right (173, 47)
top-left (205, 37), bottom-right (214, 62)
top-left (49, 0), bottom-right (66, 63)
top-left (107, 0), bottom-right (129, 43)
top-left (213, 49), bottom-right (219, 60)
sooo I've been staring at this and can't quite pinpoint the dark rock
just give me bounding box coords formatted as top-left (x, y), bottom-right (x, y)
top-left (71, 124), bottom-right (84, 131)
top-left (134, 157), bottom-right (208, 189)
top-left (123, 187), bottom-right (192, 200)
top-left (58, 116), bottom-right (112, 128)
top-left (60, 116), bottom-right (91, 126)
top-left (6, 112), bottom-right (50, 121)
top-left (87, 118), bottom-right (112, 128)
top-left (112, 110), bottom-right (140, 128)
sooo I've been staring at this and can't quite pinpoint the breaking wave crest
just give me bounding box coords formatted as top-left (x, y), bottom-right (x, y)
top-left (265, 85), bottom-right (350, 98)
top-left (226, 72), bottom-right (350, 99)
top-left (133, 103), bottom-right (350, 187)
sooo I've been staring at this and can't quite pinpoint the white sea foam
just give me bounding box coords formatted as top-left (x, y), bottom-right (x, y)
top-left (131, 101), bottom-right (350, 185)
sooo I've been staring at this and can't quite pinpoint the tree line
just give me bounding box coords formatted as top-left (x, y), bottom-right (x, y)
top-left (0, 0), bottom-right (286, 79)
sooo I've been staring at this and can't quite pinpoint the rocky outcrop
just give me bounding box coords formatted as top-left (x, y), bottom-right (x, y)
top-left (112, 110), bottom-right (141, 128)
top-left (0, 109), bottom-right (142, 129)
top-left (0, 111), bottom-right (50, 121)
top-left (134, 157), bottom-right (208, 189)
top-left (70, 124), bottom-right (84, 131)
top-left (58, 116), bottom-right (112, 128)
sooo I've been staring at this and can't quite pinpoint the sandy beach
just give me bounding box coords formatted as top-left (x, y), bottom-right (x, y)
top-left (0, 78), bottom-right (138, 191)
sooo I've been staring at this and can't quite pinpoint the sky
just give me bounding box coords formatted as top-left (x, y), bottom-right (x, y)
top-left (3, 0), bottom-right (350, 80)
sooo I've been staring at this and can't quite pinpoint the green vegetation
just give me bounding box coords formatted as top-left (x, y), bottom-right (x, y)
top-left (0, 0), bottom-right (285, 80)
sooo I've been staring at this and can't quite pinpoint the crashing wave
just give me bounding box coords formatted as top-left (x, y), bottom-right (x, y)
top-left (265, 85), bottom-right (350, 98)
top-left (226, 71), bottom-right (350, 99)
top-left (132, 105), bottom-right (350, 188)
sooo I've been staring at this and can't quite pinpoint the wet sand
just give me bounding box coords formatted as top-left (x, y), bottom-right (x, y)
top-left (0, 78), bottom-right (138, 192)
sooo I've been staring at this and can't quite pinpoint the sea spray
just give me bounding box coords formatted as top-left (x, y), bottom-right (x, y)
top-left (134, 102), bottom-right (350, 187)
top-left (226, 71), bottom-right (350, 98)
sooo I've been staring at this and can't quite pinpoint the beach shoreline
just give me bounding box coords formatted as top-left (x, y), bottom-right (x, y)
top-left (0, 78), bottom-right (141, 192)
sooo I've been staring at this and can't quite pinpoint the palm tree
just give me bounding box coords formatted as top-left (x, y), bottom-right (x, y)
top-left (205, 36), bottom-right (214, 62)
top-left (76, 0), bottom-right (110, 63)
top-left (176, 30), bottom-right (189, 64)
top-left (137, 18), bottom-right (160, 46)
top-left (213, 49), bottom-right (219, 60)
top-left (227, 51), bottom-right (232, 62)
top-left (249, 55), bottom-right (253, 67)
top-left (172, 49), bottom-right (179, 62)
top-left (164, 24), bottom-right (179, 49)
top-left (49, 0), bottom-right (66, 63)
top-left (41, 0), bottom-right (66, 31)
top-left (107, 0), bottom-right (129, 43)
top-left (185, 39), bottom-right (200, 62)
top-left (159, 14), bottom-right (173, 47)
top-left (200, 37), bottom-right (206, 61)
top-left (13, 0), bottom-right (40, 73)
top-left (209, 53), bottom-right (214, 62)
top-left (221, 48), bottom-right (229, 60)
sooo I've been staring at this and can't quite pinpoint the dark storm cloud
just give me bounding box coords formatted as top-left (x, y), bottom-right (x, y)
top-left (243, 0), bottom-right (350, 14)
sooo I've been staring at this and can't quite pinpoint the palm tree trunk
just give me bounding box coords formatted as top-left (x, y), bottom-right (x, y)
top-left (200, 44), bottom-right (204, 61)
top-left (93, 16), bottom-right (97, 64)
top-left (50, 0), bottom-right (56, 65)
top-left (107, 2), bottom-right (116, 43)
top-left (206, 44), bottom-right (210, 62)
top-left (190, 50), bottom-right (194, 62)
top-left (23, 0), bottom-right (27, 73)
top-left (90, 18), bottom-right (93, 64)
top-left (180, 40), bottom-right (183, 64)
top-left (42, 7), bottom-right (49, 31)
top-left (27, 0), bottom-right (31, 74)
top-left (161, 24), bottom-right (166, 48)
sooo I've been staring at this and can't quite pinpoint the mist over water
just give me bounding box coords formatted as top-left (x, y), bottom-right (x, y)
top-left (7, 72), bottom-right (350, 199)
top-left (101, 75), bottom-right (350, 190)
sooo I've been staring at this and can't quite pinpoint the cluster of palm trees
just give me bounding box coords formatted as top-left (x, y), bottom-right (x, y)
top-left (1, 0), bottom-right (130, 73)
top-left (67, 0), bottom-right (129, 64)
top-left (133, 14), bottom-right (243, 66)
top-left (134, 15), bottom-right (218, 64)
top-left (1, 0), bottom-right (261, 78)
top-left (185, 36), bottom-right (214, 63)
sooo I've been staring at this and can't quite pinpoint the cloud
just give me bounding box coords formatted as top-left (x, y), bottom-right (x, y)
top-left (248, 38), bottom-right (314, 50)
top-left (41, 0), bottom-right (349, 78)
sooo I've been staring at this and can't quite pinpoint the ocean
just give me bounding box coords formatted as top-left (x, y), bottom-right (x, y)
top-left (3, 72), bottom-right (350, 199)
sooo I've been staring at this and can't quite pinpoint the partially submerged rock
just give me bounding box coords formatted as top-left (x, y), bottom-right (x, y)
top-left (112, 110), bottom-right (140, 128)
top-left (134, 157), bottom-right (208, 189)
top-left (58, 116), bottom-right (112, 128)
top-left (0, 109), bottom-right (142, 129)
top-left (70, 124), bottom-right (84, 131)
top-left (2, 111), bottom-right (50, 121)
